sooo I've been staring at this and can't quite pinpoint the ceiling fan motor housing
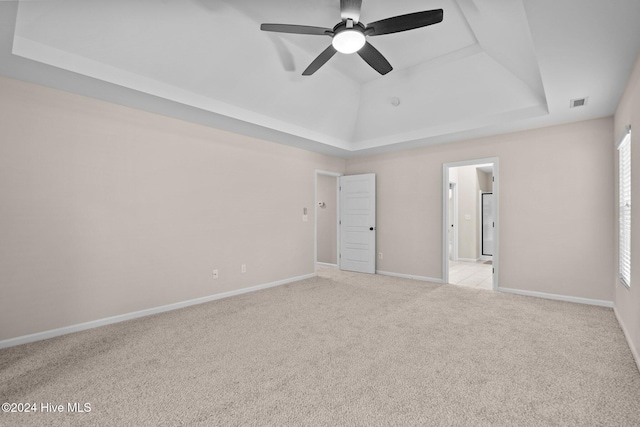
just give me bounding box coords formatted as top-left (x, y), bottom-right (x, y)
top-left (331, 20), bottom-right (367, 54)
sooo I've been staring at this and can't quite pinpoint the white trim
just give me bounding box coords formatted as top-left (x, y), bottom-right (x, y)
top-left (497, 287), bottom-right (613, 308)
top-left (614, 307), bottom-right (640, 373)
top-left (316, 262), bottom-right (338, 268)
top-left (616, 125), bottom-right (632, 149)
top-left (314, 170), bottom-right (343, 274)
top-left (444, 157), bottom-right (499, 169)
top-left (478, 189), bottom-right (483, 259)
top-left (376, 270), bottom-right (444, 284)
top-left (492, 160), bottom-right (499, 291)
top-left (443, 167), bottom-right (449, 284)
top-left (314, 170), bottom-right (343, 177)
top-left (443, 157), bottom-right (499, 290)
top-left (0, 273), bottom-right (315, 350)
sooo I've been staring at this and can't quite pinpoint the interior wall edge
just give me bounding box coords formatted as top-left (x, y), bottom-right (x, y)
top-left (614, 307), bottom-right (640, 373)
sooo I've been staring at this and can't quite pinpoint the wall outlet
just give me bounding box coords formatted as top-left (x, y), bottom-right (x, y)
top-left (378, 252), bottom-right (383, 260)
top-left (213, 269), bottom-right (219, 279)
top-left (241, 264), bottom-right (246, 273)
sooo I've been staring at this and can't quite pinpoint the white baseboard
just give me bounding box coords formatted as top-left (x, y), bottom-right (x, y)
top-left (457, 258), bottom-right (480, 263)
top-left (376, 270), bottom-right (443, 284)
top-left (316, 262), bottom-right (337, 268)
top-left (0, 273), bottom-right (316, 350)
top-left (614, 307), bottom-right (640, 373)
top-left (497, 287), bottom-right (613, 308)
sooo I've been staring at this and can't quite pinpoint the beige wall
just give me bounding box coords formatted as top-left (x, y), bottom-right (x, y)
top-left (478, 170), bottom-right (492, 193)
top-left (614, 49), bottom-right (640, 366)
top-left (317, 174), bottom-right (337, 264)
top-left (0, 77), bottom-right (345, 340)
top-left (0, 72), bottom-right (620, 343)
top-left (346, 117), bottom-right (614, 301)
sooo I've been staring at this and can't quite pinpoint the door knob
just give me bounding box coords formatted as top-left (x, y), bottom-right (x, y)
top-left (370, 227), bottom-right (376, 230)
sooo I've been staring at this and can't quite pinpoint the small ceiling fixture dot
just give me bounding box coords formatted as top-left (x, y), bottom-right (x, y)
top-left (390, 97), bottom-right (401, 106)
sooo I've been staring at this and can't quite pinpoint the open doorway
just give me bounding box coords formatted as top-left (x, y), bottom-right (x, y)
top-left (442, 158), bottom-right (499, 290)
top-left (315, 171), bottom-right (341, 271)
top-left (315, 171), bottom-right (377, 276)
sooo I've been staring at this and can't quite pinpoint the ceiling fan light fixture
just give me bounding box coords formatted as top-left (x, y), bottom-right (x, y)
top-left (332, 29), bottom-right (366, 54)
top-left (261, 5), bottom-right (444, 75)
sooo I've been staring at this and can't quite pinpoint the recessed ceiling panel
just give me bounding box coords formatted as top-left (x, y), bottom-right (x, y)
top-left (8, 0), bottom-right (640, 155)
top-left (352, 50), bottom-right (546, 146)
top-left (14, 0), bottom-right (361, 148)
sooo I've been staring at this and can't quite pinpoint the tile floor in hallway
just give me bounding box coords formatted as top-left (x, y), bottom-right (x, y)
top-left (316, 262), bottom-right (494, 290)
top-left (449, 260), bottom-right (493, 290)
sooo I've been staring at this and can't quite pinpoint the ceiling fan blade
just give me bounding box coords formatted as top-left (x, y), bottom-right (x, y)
top-left (366, 9), bottom-right (443, 36)
top-left (357, 42), bottom-right (392, 75)
top-left (260, 24), bottom-right (332, 36)
top-left (340, 0), bottom-right (362, 23)
top-left (303, 45), bottom-right (337, 76)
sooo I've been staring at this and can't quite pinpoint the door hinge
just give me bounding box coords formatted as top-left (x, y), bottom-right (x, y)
top-left (339, 220), bottom-right (342, 225)
top-left (492, 268), bottom-right (495, 273)
top-left (492, 222), bottom-right (495, 227)
top-left (339, 186), bottom-right (342, 191)
top-left (492, 177), bottom-right (494, 182)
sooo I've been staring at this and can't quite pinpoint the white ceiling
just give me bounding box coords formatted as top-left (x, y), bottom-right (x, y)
top-left (3, 0), bottom-right (640, 157)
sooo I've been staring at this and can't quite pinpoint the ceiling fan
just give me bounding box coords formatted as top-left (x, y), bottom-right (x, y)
top-left (260, 0), bottom-right (443, 76)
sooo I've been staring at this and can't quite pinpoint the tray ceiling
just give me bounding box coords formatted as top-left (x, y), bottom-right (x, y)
top-left (5, 0), bottom-right (640, 156)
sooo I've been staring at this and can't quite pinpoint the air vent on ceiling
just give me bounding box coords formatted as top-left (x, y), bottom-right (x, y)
top-left (570, 97), bottom-right (588, 108)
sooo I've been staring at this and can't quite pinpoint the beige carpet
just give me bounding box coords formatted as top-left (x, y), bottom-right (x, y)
top-left (1, 267), bottom-right (639, 426)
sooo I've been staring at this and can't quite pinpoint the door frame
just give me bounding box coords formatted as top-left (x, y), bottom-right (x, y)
top-left (315, 170), bottom-right (342, 273)
top-left (449, 182), bottom-right (459, 261)
top-left (442, 158), bottom-right (499, 290)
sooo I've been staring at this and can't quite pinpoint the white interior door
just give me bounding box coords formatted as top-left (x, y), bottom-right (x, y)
top-left (339, 174), bottom-right (376, 274)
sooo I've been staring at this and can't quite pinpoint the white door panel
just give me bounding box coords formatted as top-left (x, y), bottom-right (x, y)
top-left (339, 174), bottom-right (376, 274)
